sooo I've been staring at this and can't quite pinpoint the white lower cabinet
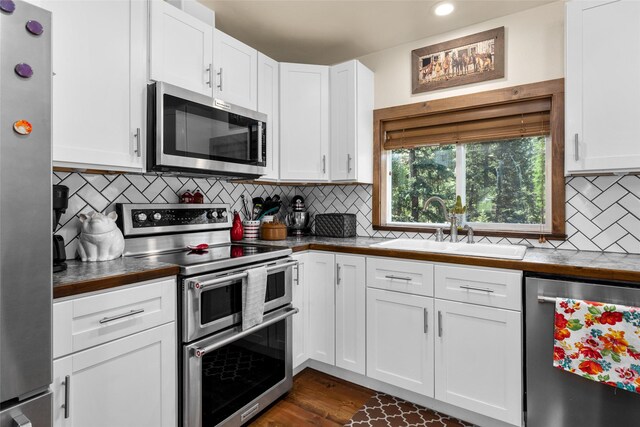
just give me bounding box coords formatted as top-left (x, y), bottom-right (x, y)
top-left (435, 299), bottom-right (522, 426)
top-left (366, 288), bottom-right (435, 397)
top-left (306, 252), bottom-right (336, 364)
top-left (52, 322), bottom-right (176, 427)
top-left (335, 254), bottom-right (366, 375)
top-left (292, 253), bottom-right (308, 369)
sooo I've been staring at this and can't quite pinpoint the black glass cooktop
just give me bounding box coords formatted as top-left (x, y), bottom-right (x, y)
top-left (139, 243), bottom-right (291, 276)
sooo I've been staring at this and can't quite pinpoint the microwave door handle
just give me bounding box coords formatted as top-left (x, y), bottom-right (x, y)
top-left (192, 306), bottom-right (299, 357)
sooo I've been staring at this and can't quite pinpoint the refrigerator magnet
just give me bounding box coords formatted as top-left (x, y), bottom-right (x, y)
top-left (14, 63), bottom-right (33, 78)
top-left (13, 120), bottom-right (32, 135)
top-left (26, 20), bottom-right (44, 36)
top-left (0, 0), bottom-right (15, 13)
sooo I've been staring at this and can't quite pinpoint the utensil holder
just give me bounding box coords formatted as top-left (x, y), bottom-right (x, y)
top-left (243, 220), bottom-right (261, 240)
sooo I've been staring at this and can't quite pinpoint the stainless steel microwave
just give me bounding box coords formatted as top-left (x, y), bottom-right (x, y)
top-left (147, 82), bottom-right (267, 178)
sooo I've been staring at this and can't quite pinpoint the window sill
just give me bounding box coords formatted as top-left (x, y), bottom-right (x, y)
top-left (373, 224), bottom-right (567, 241)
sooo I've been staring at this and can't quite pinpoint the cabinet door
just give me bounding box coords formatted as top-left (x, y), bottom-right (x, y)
top-left (258, 53), bottom-right (280, 181)
top-left (279, 63), bottom-right (330, 182)
top-left (306, 252), bottom-right (335, 364)
top-left (53, 323), bottom-right (176, 427)
top-left (49, 0), bottom-right (145, 171)
top-left (566, 0), bottom-right (640, 174)
top-left (291, 253), bottom-right (308, 369)
top-left (330, 61), bottom-right (356, 181)
top-left (435, 299), bottom-right (521, 426)
top-left (213, 29), bottom-right (258, 110)
top-left (335, 255), bottom-right (366, 375)
top-left (367, 288), bottom-right (434, 396)
top-left (150, 0), bottom-right (213, 97)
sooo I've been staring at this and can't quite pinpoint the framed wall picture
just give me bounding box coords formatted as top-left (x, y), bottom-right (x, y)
top-left (411, 27), bottom-right (505, 93)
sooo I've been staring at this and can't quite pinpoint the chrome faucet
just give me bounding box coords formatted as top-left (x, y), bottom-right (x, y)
top-left (464, 224), bottom-right (475, 244)
top-left (423, 196), bottom-right (458, 242)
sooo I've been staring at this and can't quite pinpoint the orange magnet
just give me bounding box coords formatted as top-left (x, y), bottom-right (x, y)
top-left (13, 120), bottom-right (32, 135)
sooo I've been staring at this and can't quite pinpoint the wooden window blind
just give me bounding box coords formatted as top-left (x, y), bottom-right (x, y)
top-left (383, 98), bottom-right (551, 150)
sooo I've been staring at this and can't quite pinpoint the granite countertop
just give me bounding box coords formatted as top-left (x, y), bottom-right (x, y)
top-left (55, 236), bottom-right (640, 299)
top-left (53, 258), bottom-right (180, 299)
top-left (246, 236), bottom-right (640, 283)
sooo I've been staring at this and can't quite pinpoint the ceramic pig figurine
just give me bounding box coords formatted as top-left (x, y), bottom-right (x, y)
top-left (77, 211), bottom-right (125, 262)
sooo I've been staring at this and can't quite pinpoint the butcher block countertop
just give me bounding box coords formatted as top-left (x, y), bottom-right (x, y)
top-left (54, 236), bottom-right (640, 299)
top-left (53, 258), bottom-right (180, 299)
top-left (249, 236), bottom-right (640, 283)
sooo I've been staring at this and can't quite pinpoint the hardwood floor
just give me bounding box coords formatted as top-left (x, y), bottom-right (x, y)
top-left (249, 368), bottom-right (375, 426)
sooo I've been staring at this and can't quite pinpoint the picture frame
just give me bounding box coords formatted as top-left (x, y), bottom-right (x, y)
top-left (411, 27), bottom-right (505, 94)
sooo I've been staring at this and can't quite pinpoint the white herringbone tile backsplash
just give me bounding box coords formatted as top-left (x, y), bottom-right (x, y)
top-left (53, 172), bottom-right (640, 258)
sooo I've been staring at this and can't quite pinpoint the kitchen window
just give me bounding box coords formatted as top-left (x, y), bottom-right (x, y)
top-left (373, 79), bottom-right (566, 239)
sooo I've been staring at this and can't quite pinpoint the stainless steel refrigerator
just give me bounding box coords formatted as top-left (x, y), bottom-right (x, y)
top-left (0, 1), bottom-right (53, 426)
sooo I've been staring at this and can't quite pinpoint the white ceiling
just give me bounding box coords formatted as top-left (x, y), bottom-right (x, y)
top-left (199, 0), bottom-right (556, 65)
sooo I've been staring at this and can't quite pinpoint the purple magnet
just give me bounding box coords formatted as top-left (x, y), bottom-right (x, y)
top-left (26, 20), bottom-right (44, 36)
top-left (14, 63), bottom-right (33, 78)
top-left (0, 0), bottom-right (15, 13)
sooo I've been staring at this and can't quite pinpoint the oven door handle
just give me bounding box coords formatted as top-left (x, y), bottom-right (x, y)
top-left (189, 261), bottom-right (298, 291)
top-left (193, 306), bottom-right (299, 358)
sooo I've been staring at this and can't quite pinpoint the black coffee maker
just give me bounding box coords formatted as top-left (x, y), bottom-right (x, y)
top-left (53, 185), bottom-right (69, 272)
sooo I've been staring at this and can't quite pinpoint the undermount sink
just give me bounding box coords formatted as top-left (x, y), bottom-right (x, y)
top-left (370, 238), bottom-right (527, 260)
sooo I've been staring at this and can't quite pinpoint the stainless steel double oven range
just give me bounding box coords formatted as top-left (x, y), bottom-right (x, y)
top-left (117, 203), bottom-right (298, 426)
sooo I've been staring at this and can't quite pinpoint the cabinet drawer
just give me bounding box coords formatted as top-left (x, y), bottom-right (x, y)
top-left (435, 265), bottom-right (521, 311)
top-left (54, 278), bottom-right (176, 359)
top-left (366, 257), bottom-right (433, 297)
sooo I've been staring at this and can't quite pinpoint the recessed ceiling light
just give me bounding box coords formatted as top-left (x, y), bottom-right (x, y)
top-left (434, 2), bottom-right (455, 16)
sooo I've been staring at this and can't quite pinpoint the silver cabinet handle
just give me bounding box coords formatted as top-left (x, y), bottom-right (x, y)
top-left (438, 311), bottom-right (442, 337)
top-left (336, 264), bottom-right (341, 285)
top-left (134, 128), bottom-right (141, 157)
top-left (99, 308), bottom-right (145, 324)
top-left (459, 284), bottom-right (494, 293)
top-left (347, 154), bottom-right (352, 173)
top-left (294, 264), bottom-right (300, 286)
top-left (206, 64), bottom-right (213, 88)
top-left (63, 375), bottom-right (70, 419)
top-left (322, 155), bottom-right (326, 174)
top-left (384, 275), bottom-right (412, 281)
top-left (217, 68), bottom-right (223, 91)
top-left (423, 308), bottom-right (428, 334)
top-left (12, 414), bottom-right (32, 427)
top-left (574, 133), bottom-right (579, 161)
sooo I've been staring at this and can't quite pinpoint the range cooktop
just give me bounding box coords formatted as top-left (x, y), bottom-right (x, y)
top-left (138, 243), bottom-right (292, 276)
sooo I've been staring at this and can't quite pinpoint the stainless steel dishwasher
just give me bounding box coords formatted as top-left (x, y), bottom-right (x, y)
top-left (525, 275), bottom-right (640, 426)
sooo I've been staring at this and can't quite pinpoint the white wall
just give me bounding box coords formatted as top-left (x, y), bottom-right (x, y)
top-left (357, 1), bottom-right (564, 109)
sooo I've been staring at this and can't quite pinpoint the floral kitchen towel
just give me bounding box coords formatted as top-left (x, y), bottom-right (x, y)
top-left (553, 298), bottom-right (640, 393)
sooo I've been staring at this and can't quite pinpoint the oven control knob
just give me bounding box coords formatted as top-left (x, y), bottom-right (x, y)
top-left (150, 212), bottom-right (162, 222)
top-left (134, 212), bottom-right (147, 223)
top-left (206, 210), bottom-right (218, 219)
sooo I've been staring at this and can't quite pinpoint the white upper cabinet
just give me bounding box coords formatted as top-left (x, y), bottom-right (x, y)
top-left (213, 29), bottom-right (258, 110)
top-left (330, 60), bottom-right (374, 183)
top-left (258, 53), bottom-right (280, 181)
top-left (149, 0), bottom-right (214, 97)
top-left (47, 0), bottom-right (146, 172)
top-left (280, 63), bottom-right (330, 182)
top-left (566, 0), bottom-right (640, 174)
top-left (335, 254), bottom-right (366, 375)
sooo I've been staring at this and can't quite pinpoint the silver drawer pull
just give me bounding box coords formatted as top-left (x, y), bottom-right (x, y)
top-left (240, 403), bottom-right (260, 422)
top-left (99, 308), bottom-right (145, 324)
top-left (12, 414), bottom-right (32, 427)
top-left (385, 275), bottom-right (412, 281)
top-left (459, 284), bottom-right (494, 293)
top-left (63, 375), bottom-right (70, 419)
